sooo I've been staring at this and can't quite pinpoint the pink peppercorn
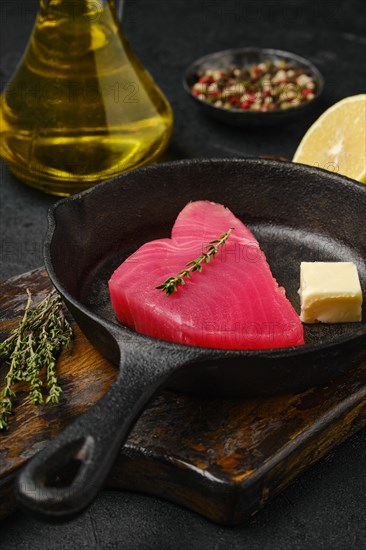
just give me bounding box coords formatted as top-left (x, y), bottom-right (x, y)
top-left (199, 76), bottom-right (214, 84)
top-left (302, 88), bottom-right (313, 97)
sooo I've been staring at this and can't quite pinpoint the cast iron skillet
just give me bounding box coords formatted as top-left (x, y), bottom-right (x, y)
top-left (16, 159), bottom-right (366, 521)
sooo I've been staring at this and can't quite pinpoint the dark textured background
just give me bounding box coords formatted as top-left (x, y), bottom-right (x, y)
top-left (0, 0), bottom-right (366, 548)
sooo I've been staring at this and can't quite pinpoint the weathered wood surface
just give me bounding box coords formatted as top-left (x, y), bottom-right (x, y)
top-left (0, 268), bottom-right (365, 524)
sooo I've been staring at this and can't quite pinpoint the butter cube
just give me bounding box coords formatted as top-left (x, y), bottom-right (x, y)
top-left (299, 262), bottom-right (363, 323)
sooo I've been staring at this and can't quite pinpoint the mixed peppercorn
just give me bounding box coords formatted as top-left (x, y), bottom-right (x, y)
top-left (191, 59), bottom-right (317, 111)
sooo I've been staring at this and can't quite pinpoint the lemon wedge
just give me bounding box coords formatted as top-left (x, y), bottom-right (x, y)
top-left (293, 94), bottom-right (366, 183)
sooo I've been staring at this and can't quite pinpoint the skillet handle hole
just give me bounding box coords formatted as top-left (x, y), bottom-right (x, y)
top-left (35, 436), bottom-right (93, 489)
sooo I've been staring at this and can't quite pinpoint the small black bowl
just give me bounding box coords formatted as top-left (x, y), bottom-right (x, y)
top-left (183, 47), bottom-right (324, 126)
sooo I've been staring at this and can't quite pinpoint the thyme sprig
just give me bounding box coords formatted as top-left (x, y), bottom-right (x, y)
top-left (0, 289), bottom-right (73, 430)
top-left (156, 226), bottom-right (234, 297)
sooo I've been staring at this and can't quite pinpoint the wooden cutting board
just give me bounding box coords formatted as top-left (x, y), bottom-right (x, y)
top-left (0, 268), bottom-right (365, 525)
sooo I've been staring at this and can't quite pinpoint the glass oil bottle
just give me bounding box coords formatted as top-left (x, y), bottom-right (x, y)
top-left (0, 0), bottom-right (173, 195)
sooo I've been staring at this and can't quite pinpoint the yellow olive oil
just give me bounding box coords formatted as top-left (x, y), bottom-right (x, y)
top-left (0, 0), bottom-right (173, 195)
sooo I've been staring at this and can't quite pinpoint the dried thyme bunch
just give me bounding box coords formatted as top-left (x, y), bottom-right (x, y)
top-left (0, 289), bottom-right (73, 430)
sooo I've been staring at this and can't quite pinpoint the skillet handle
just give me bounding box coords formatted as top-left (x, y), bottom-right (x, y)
top-left (15, 343), bottom-right (181, 521)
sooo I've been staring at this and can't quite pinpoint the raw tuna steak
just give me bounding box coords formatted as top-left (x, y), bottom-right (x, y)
top-left (109, 201), bottom-right (304, 349)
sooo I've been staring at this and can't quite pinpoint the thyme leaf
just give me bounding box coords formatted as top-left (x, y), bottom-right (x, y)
top-left (156, 227), bottom-right (234, 297)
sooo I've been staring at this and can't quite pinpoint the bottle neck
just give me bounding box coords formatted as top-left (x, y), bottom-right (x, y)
top-left (40, 1), bottom-right (123, 23)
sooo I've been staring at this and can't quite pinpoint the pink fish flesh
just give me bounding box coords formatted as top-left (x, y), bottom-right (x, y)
top-left (108, 201), bottom-right (304, 349)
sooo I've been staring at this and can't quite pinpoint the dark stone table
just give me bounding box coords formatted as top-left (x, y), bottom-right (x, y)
top-left (0, 0), bottom-right (365, 548)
